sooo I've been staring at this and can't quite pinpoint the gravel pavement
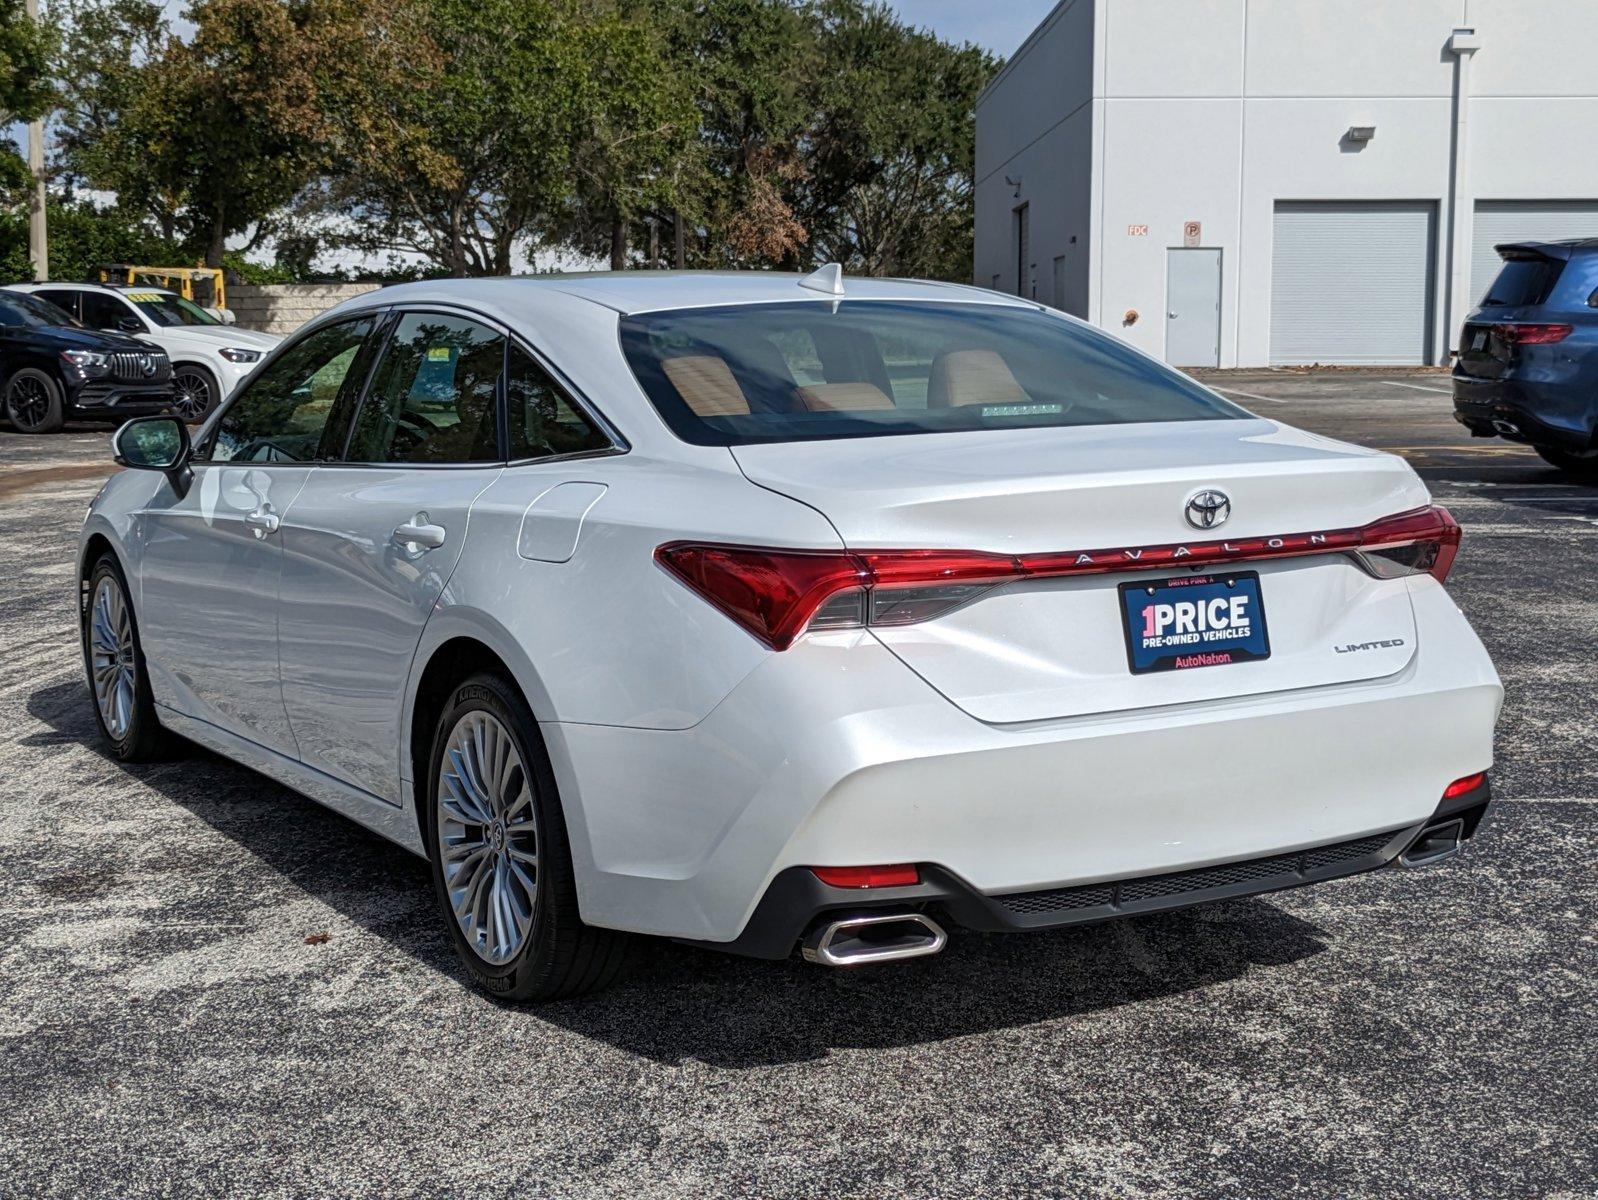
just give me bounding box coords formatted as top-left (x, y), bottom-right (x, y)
top-left (0, 373), bottom-right (1594, 1198)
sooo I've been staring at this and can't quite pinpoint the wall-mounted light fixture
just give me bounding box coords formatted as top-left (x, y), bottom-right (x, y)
top-left (1004, 175), bottom-right (1023, 198)
top-left (1346, 125), bottom-right (1377, 143)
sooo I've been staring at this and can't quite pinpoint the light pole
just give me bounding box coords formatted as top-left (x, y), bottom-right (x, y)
top-left (24, 0), bottom-right (47, 281)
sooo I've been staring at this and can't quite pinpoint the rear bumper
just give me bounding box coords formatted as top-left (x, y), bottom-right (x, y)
top-left (1452, 371), bottom-right (1597, 450)
top-left (708, 784), bottom-right (1492, 959)
top-left (546, 579), bottom-right (1502, 947)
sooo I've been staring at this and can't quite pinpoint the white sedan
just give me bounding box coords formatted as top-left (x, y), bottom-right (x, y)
top-left (10, 283), bottom-right (280, 421)
top-left (78, 269), bottom-right (1502, 1000)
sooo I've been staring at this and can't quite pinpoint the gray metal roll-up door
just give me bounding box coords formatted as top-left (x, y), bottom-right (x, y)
top-left (1471, 201), bottom-right (1598, 301)
top-left (1270, 202), bottom-right (1436, 365)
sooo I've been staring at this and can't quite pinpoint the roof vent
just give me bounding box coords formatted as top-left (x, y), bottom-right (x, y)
top-left (799, 263), bottom-right (845, 296)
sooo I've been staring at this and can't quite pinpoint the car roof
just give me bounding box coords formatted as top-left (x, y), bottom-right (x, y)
top-left (352, 270), bottom-right (1040, 317)
top-left (11, 281), bottom-right (176, 296)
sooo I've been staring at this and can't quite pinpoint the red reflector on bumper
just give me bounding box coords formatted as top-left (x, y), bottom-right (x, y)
top-left (1442, 771), bottom-right (1487, 800)
top-left (811, 864), bottom-right (920, 889)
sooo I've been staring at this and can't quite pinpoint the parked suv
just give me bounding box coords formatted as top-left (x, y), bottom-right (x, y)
top-left (0, 290), bottom-right (175, 433)
top-left (1454, 239), bottom-right (1598, 482)
top-left (8, 282), bottom-right (279, 422)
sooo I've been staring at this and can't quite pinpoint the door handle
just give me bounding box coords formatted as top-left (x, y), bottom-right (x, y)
top-left (244, 509), bottom-right (280, 537)
top-left (394, 515), bottom-right (447, 550)
top-left (1168, 311), bottom-right (1178, 318)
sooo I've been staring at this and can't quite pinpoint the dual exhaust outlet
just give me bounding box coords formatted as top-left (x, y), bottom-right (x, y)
top-left (801, 911), bottom-right (947, 968)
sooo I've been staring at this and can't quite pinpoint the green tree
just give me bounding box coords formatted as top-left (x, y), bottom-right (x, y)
top-left (53, 0), bottom-right (385, 266)
top-left (800, 1), bottom-right (995, 279)
top-left (557, 4), bottom-right (701, 269)
top-left (0, 197), bottom-right (182, 282)
top-left (325, 0), bottom-right (578, 276)
top-left (1, 0), bottom-right (55, 202)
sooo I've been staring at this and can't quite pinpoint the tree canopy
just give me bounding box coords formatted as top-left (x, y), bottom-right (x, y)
top-left (10, 0), bottom-right (999, 282)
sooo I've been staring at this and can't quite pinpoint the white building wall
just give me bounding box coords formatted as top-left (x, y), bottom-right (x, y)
top-left (974, 0), bottom-right (1096, 312)
top-left (977, 0), bottom-right (1598, 367)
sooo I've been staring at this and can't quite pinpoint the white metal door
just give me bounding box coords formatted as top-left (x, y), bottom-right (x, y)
top-left (1270, 202), bottom-right (1435, 365)
top-left (1165, 248), bottom-right (1221, 367)
top-left (1471, 201), bottom-right (1598, 301)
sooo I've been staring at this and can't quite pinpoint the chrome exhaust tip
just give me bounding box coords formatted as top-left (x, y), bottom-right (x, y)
top-left (801, 911), bottom-right (947, 967)
top-left (1491, 418), bottom-right (1522, 437)
top-left (1399, 817), bottom-right (1466, 868)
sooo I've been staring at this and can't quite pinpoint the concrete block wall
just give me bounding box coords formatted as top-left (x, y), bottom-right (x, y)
top-left (228, 283), bottom-right (382, 335)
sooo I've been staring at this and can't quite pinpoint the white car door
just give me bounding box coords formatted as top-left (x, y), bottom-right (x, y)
top-left (135, 314), bottom-right (382, 757)
top-left (275, 309), bottom-right (513, 803)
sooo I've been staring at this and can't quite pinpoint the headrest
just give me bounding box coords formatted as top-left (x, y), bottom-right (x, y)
top-left (796, 382), bottom-right (896, 412)
top-left (926, 349), bottom-right (1029, 408)
top-left (661, 355), bottom-right (750, 417)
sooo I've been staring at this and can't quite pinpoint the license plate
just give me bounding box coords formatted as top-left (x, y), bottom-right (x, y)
top-left (1119, 571), bottom-right (1271, 674)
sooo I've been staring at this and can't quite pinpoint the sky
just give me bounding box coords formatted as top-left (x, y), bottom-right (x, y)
top-left (885, 0), bottom-right (1059, 55)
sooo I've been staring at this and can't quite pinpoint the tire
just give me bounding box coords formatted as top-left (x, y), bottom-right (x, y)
top-left (171, 364), bottom-right (219, 423)
top-left (1534, 445), bottom-right (1598, 484)
top-left (425, 672), bottom-right (632, 1001)
top-left (81, 554), bottom-right (171, 761)
top-left (4, 367), bottom-right (65, 433)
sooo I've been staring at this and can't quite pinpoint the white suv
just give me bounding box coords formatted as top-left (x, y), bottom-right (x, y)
top-left (9, 283), bottom-right (280, 422)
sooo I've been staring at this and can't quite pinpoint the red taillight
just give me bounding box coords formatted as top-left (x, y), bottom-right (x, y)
top-left (1351, 504), bottom-right (1461, 585)
top-left (1442, 771), bottom-right (1487, 800)
top-left (810, 864), bottom-right (920, 889)
top-left (655, 544), bottom-right (867, 650)
top-left (1498, 322), bottom-right (1573, 345)
top-left (656, 505), bottom-right (1462, 650)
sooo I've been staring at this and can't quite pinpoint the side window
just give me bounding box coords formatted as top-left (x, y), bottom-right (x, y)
top-left (82, 292), bottom-right (135, 331)
top-left (36, 290), bottom-right (81, 320)
top-left (203, 317), bottom-right (376, 463)
top-left (506, 344), bottom-right (612, 460)
top-left (345, 312), bottom-right (503, 464)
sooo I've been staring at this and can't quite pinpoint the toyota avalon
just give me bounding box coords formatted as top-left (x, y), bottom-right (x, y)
top-left (79, 268), bottom-right (1502, 999)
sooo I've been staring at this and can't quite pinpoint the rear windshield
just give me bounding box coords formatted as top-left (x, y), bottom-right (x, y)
top-left (619, 300), bottom-right (1244, 446)
top-left (1482, 256), bottom-right (1564, 307)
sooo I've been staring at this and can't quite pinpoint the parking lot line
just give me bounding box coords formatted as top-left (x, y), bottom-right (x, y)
top-left (1381, 380), bottom-right (1454, 395)
top-left (1207, 385), bottom-right (1287, 404)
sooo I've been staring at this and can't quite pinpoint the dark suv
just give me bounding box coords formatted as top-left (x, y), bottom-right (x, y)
top-left (0, 290), bottom-right (175, 433)
top-left (1454, 239), bottom-right (1598, 482)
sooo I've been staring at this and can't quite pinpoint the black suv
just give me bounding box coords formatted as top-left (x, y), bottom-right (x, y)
top-left (1454, 239), bottom-right (1598, 483)
top-left (0, 290), bottom-right (175, 433)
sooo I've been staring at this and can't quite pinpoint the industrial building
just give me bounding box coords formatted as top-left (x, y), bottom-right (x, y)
top-left (974, 0), bottom-right (1598, 366)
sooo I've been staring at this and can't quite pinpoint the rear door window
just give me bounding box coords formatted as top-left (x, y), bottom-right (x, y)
top-left (505, 345), bottom-right (612, 460)
top-left (344, 311), bottom-right (504, 465)
top-left (35, 289), bottom-right (82, 320)
top-left (82, 291), bottom-right (137, 331)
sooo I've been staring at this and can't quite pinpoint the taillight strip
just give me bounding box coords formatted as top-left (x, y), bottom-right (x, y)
top-left (657, 505), bottom-right (1460, 650)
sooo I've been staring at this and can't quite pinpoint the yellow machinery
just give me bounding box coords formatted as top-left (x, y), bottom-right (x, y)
top-left (96, 265), bottom-right (228, 312)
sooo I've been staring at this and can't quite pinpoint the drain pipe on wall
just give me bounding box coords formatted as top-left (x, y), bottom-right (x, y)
top-left (1445, 27), bottom-right (1482, 363)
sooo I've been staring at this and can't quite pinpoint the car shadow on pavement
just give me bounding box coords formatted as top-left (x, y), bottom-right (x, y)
top-left (28, 678), bottom-right (1331, 1068)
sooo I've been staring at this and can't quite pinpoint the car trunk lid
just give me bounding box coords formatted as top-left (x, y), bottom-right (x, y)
top-left (731, 419), bottom-right (1430, 723)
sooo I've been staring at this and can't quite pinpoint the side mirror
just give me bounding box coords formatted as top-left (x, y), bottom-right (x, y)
top-left (207, 306), bottom-right (237, 326)
top-left (118, 316), bottom-right (144, 333)
top-left (113, 416), bottom-right (192, 497)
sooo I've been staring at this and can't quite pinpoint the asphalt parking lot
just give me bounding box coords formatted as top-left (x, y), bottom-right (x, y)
top-left (1, 370), bottom-right (1594, 1199)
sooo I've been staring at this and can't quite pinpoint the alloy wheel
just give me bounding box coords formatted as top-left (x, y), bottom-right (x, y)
top-left (436, 710), bottom-right (540, 966)
top-left (6, 376), bottom-right (51, 430)
top-left (89, 576), bottom-right (137, 740)
top-left (171, 368), bottom-right (212, 421)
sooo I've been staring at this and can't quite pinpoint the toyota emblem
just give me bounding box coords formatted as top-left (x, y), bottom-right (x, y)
top-left (1184, 489), bottom-right (1231, 530)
